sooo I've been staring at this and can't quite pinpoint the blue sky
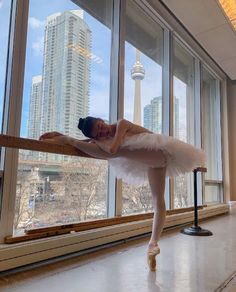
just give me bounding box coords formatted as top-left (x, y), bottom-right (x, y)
top-left (0, 0), bottom-right (187, 138)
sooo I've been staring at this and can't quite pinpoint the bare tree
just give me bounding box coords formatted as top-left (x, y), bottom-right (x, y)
top-left (14, 166), bottom-right (41, 231)
top-left (123, 183), bottom-right (153, 214)
top-left (34, 158), bottom-right (108, 224)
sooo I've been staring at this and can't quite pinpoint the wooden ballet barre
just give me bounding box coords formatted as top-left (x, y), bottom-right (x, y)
top-left (0, 134), bottom-right (94, 158)
top-left (4, 205), bottom-right (207, 244)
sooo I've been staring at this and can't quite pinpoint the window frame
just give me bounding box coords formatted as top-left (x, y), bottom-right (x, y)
top-left (0, 0), bottom-right (29, 242)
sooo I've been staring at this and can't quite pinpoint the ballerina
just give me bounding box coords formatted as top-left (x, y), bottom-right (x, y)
top-left (39, 116), bottom-right (205, 271)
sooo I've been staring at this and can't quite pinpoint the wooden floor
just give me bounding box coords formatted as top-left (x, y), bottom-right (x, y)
top-left (0, 206), bottom-right (236, 292)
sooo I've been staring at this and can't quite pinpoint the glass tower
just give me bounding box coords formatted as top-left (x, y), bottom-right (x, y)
top-left (144, 96), bottom-right (162, 133)
top-left (28, 75), bottom-right (42, 140)
top-left (41, 10), bottom-right (91, 139)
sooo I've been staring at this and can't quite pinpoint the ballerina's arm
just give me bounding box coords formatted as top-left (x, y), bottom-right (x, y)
top-left (108, 119), bottom-right (132, 154)
top-left (39, 132), bottom-right (92, 143)
top-left (107, 119), bottom-right (153, 154)
top-left (39, 132), bottom-right (114, 159)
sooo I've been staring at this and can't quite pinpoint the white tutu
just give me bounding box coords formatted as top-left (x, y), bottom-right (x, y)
top-left (109, 133), bottom-right (205, 186)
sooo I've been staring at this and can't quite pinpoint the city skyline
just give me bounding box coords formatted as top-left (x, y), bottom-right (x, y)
top-left (0, 1), bottom-right (188, 138)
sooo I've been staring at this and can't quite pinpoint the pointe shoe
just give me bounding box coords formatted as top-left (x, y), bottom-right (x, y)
top-left (147, 245), bottom-right (160, 272)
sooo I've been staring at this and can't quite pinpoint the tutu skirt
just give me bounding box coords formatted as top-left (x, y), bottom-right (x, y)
top-left (109, 133), bottom-right (205, 186)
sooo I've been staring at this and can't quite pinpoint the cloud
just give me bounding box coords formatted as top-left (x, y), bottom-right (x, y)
top-left (32, 36), bottom-right (44, 56)
top-left (0, 0), bottom-right (3, 9)
top-left (29, 17), bottom-right (44, 29)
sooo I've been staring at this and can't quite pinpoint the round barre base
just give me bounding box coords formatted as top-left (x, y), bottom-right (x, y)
top-left (181, 226), bottom-right (213, 236)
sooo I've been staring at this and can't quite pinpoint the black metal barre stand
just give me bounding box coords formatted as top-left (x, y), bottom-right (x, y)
top-left (181, 167), bottom-right (213, 236)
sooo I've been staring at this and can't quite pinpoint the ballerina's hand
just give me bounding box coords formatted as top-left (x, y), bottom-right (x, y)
top-left (39, 131), bottom-right (64, 141)
top-left (39, 132), bottom-right (71, 145)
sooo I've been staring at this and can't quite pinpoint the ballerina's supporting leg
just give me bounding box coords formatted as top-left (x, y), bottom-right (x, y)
top-left (69, 139), bottom-right (167, 271)
top-left (147, 166), bottom-right (166, 271)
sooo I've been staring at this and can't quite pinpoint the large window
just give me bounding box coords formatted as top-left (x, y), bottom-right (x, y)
top-left (14, 0), bottom-right (112, 233)
top-left (172, 38), bottom-right (195, 208)
top-left (0, 0), bottom-right (224, 240)
top-left (122, 0), bottom-right (164, 215)
top-left (202, 67), bottom-right (222, 203)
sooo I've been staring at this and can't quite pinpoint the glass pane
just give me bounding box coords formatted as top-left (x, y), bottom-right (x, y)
top-left (122, 0), bottom-right (164, 215)
top-left (202, 67), bottom-right (222, 203)
top-left (0, 0), bottom-right (11, 131)
top-left (173, 39), bottom-right (195, 208)
top-left (15, 0), bottom-right (112, 234)
top-left (202, 68), bottom-right (221, 180)
top-left (205, 185), bottom-right (221, 203)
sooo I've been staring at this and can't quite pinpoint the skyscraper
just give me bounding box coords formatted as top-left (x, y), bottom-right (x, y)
top-left (144, 104), bottom-right (152, 131)
top-left (152, 96), bottom-right (162, 133)
top-left (41, 10), bottom-right (91, 140)
top-left (27, 75), bottom-right (42, 160)
top-left (144, 96), bottom-right (162, 133)
top-left (28, 75), bottom-right (42, 140)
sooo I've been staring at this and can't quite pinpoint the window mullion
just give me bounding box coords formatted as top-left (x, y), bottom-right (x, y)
top-left (194, 59), bottom-right (203, 205)
top-left (0, 0), bottom-right (29, 242)
top-left (169, 31), bottom-right (175, 209)
top-left (163, 27), bottom-right (171, 209)
top-left (107, 0), bottom-right (126, 217)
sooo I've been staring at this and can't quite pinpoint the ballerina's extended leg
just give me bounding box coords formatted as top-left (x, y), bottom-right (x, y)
top-left (68, 138), bottom-right (167, 167)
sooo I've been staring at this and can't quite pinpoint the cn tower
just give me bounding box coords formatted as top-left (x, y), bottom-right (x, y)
top-left (131, 49), bottom-right (145, 125)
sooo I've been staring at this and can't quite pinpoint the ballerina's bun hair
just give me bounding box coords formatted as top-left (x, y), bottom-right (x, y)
top-left (78, 116), bottom-right (98, 138)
